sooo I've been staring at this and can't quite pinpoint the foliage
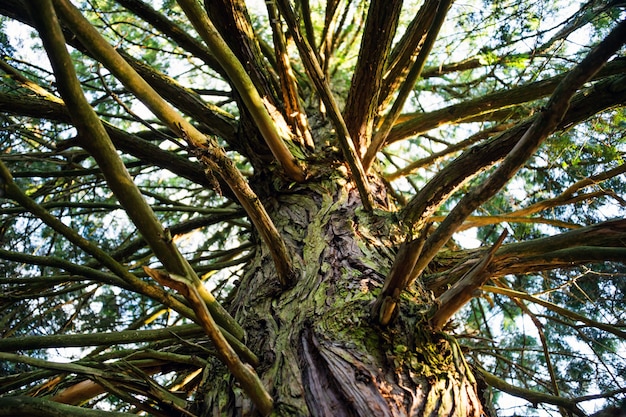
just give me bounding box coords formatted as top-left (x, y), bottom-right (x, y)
top-left (0, 0), bottom-right (625, 416)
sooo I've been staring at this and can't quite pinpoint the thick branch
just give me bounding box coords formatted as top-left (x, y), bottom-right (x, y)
top-left (145, 267), bottom-right (273, 416)
top-left (401, 19), bottom-right (626, 317)
top-left (477, 368), bottom-right (585, 416)
top-left (423, 219), bottom-right (626, 294)
top-left (429, 230), bottom-right (507, 331)
top-left (343, 0), bottom-right (402, 155)
top-left (372, 229), bottom-right (429, 325)
top-left (51, 0), bottom-right (295, 288)
top-left (266, 2), bottom-right (314, 149)
top-left (364, 0), bottom-right (452, 170)
top-left (177, 0), bottom-right (305, 182)
top-left (275, 0), bottom-right (373, 212)
top-left (388, 57), bottom-right (626, 144)
top-left (204, 0), bottom-right (280, 104)
top-left (379, 0), bottom-right (441, 109)
top-left (0, 396), bottom-right (135, 417)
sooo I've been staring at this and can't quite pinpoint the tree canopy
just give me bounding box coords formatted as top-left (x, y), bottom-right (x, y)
top-left (0, 0), bottom-right (625, 416)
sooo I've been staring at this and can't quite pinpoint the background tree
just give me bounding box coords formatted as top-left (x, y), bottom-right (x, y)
top-left (0, 0), bottom-right (625, 416)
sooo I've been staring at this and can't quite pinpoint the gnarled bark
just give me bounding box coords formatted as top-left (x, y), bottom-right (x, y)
top-left (196, 177), bottom-right (485, 416)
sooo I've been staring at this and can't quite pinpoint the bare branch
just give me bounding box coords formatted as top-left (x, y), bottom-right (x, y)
top-left (145, 267), bottom-right (273, 416)
top-left (275, 0), bottom-right (374, 212)
top-left (429, 230), bottom-right (507, 331)
top-left (343, 0), bottom-right (403, 155)
top-left (176, 0), bottom-right (306, 182)
top-left (385, 124), bottom-right (512, 181)
top-left (493, 278), bottom-right (563, 404)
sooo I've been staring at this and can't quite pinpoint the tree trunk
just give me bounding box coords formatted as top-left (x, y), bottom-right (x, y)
top-left (196, 174), bottom-right (486, 416)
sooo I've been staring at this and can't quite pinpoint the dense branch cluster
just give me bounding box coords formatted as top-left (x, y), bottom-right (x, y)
top-left (0, 0), bottom-right (625, 416)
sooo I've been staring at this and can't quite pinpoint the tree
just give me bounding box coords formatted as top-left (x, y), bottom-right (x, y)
top-left (0, 0), bottom-right (625, 415)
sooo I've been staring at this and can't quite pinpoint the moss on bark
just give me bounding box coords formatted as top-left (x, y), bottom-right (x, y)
top-left (196, 172), bottom-right (485, 416)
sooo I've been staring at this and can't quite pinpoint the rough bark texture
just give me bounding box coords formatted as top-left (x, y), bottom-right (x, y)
top-left (195, 170), bottom-right (485, 416)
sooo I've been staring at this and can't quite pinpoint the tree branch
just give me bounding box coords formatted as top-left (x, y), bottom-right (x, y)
top-left (0, 323), bottom-right (201, 351)
top-left (343, 0), bottom-right (403, 155)
top-left (477, 368), bottom-right (586, 416)
top-left (364, 0), bottom-right (452, 170)
top-left (494, 279), bottom-right (563, 404)
top-left (266, 1), bottom-right (314, 149)
top-left (372, 226), bottom-right (429, 325)
top-left (51, 0), bottom-right (296, 288)
top-left (144, 267), bottom-right (273, 416)
top-left (385, 124), bottom-right (511, 181)
top-left (0, 396), bottom-right (136, 417)
top-left (30, 0), bottom-right (244, 340)
top-left (387, 57), bottom-right (626, 144)
top-left (423, 219), bottom-right (626, 293)
top-left (275, 0), bottom-right (374, 212)
top-left (401, 19), bottom-right (626, 318)
top-left (0, 248), bottom-right (127, 287)
top-left (482, 285), bottom-right (626, 340)
top-left (402, 71), bottom-right (626, 230)
top-left (114, 0), bottom-right (226, 77)
top-left (177, 0), bottom-right (306, 182)
top-left (379, 0), bottom-right (441, 110)
top-left (204, 0), bottom-right (280, 104)
top-left (0, 90), bottom-right (232, 191)
top-left (429, 230), bottom-right (507, 331)
top-left (0, 158), bottom-right (197, 323)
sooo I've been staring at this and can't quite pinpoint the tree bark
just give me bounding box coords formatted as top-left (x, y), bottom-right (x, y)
top-left (195, 177), bottom-right (485, 416)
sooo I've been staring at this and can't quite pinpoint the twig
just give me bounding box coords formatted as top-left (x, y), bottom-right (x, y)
top-left (481, 285), bottom-right (626, 340)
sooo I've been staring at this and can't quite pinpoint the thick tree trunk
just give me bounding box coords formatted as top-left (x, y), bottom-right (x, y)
top-left (196, 174), bottom-right (486, 416)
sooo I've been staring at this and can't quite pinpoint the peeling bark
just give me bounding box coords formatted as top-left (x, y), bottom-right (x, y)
top-left (196, 177), bottom-right (485, 416)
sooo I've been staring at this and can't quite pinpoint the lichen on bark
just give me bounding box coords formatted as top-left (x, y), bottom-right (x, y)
top-left (196, 171), bottom-right (485, 416)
